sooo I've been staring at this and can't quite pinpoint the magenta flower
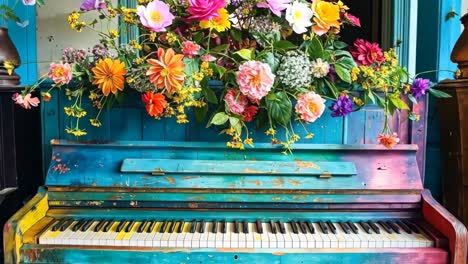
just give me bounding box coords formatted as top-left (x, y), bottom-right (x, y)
top-left (201, 55), bottom-right (216, 62)
top-left (12, 93), bottom-right (40, 109)
top-left (137, 0), bottom-right (174, 32)
top-left (224, 89), bottom-right (248, 115)
top-left (236, 61), bottom-right (275, 101)
top-left (350, 39), bottom-right (385, 66)
top-left (410, 78), bottom-right (430, 99)
top-left (346, 13), bottom-right (361, 27)
top-left (186, 0), bottom-right (226, 21)
top-left (257, 0), bottom-right (291, 17)
top-left (80, 0), bottom-right (106, 11)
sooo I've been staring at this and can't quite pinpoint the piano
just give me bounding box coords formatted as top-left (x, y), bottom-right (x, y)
top-left (4, 140), bottom-right (467, 263)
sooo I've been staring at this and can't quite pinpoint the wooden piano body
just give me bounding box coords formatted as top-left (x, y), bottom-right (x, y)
top-left (3, 140), bottom-right (467, 263)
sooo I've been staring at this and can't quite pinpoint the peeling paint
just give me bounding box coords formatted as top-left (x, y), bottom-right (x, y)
top-left (288, 179), bottom-right (301, 186)
top-left (247, 180), bottom-right (262, 186)
top-left (270, 177), bottom-right (285, 187)
top-left (295, 159), bottom-right (321, 169)
top-left (164, 176), bottom-right (176, 184)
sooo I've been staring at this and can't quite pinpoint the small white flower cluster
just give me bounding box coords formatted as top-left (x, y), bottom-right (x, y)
top-left (250, 16), bottom-right (282, 35)
top-left (310, 58), bottom-right (330, 78)
top-left (276, 50), bottom-right (312, 89)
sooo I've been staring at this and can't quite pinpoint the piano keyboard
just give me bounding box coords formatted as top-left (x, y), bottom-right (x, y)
top-left (38, 218), bottom-right (434, 249)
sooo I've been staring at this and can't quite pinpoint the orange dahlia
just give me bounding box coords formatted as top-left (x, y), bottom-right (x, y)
top-left (92, 58), bottom-right (127, 96)
top-left (146, 48), bottom-right (185, 94)
top-left (142, 91), bottom-right (168, 117)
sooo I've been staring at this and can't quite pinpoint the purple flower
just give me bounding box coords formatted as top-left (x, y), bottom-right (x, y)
top-left (330, 94), bottom-right (353, 117)
top-left (80, 0), bottom-right (107, 11)
top-left (410, 78), bottom-right (430, 99)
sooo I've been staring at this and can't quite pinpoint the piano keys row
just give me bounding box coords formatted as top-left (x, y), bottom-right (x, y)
top-left (39, 218), bottom-right (434, 249)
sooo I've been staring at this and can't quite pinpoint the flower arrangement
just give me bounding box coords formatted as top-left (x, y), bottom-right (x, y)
top-left (18, 0), bottom-right (450, 151)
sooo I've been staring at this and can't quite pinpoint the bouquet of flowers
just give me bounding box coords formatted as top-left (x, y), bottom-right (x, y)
top-left (17, 0), bottom-right (450, 151)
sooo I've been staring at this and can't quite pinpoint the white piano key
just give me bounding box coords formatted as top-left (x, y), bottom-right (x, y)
top-left (266, 223), bottom-right (277, 248)
top-left (182, 223), bottom-right (194, 248)
top-left (191, 227), bottom-right (201, 248)
top-left (261, 223), bottom-right (271, 248)
top-left (285, 223), bottom-right (300, 248)
top-left (334, 224), bottom-right (349, 248)
top-left (199, 223), bottom-right (209, 248)
top-left (355, 224), bottom-right (371, 248)
top-left (168, 230), bottom-right (179, 248)
top-left (230, 223), bottom-right (239, 248)
top-left (251, 223), bottom-right (262, 248)
top-left (222, 223), bottom-right (232, 248)
top-left (296, 228), bottom-right (308, 248)
top-left (152, 222), bottom-right (165, 247)
top-left (176, 222), bottom-right (188, 248)
top-left (238, 228), bottom-right (247, 248)
top-left (207, 222), bottom-right (217, 248)
top-left (275, 229), bottom-right (285, 248)
top-left (313, 223), bottom-right (331, 248)
top-left (215, 223), bottom-right (224, 248)
top-left (246, 223), bottom-right (255, 248)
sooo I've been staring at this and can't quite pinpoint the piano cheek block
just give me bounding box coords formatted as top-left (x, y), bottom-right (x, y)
top-left (4, 141), bottom-right (467, 264)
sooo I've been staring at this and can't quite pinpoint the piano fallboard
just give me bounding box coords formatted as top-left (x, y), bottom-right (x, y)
top-left (4, 141), bottom-right (467, 264)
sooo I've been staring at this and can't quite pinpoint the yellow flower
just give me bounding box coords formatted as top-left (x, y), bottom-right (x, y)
top-left (244, 138), bottom-right (254, 147)
top-left (200, 9), bottom-right (231, 32)
top-left (353, 97), bottom-right (364, 106)
top-left (305, 133), bottom-right (314, 139)
top-left (89, 91), bottom-right (100, 100)
top-left (64, 107), bottom-right (73, 116)
top-left (351, 67), bottom-right (360, 81)
top-left (149, 32), bottom-right (157, 42)
top-left (109, 30), bottom-right (119, 39)
top-left (265, 128), bottom-right (277, 136)
top-left (129, 40), bottom-right (142, 50)
top-left (312, 0), bottom-right (341, 35)
top-left (176, 114), bottom-right (189, 124)
top-left (166, 32), bottom-right (177, 45)
top-left (107, 7), bottom-right (117, 18)
top-left (200, 62), bottom-right (213, 77)
top-left (65, 128), bottom-right (87, 137)
top-left (3, 61), bottom-right (16, 75)
top-left (192, 72), bottom-right (204, 81)
top-left (90, 119), bottom-right (102, 127)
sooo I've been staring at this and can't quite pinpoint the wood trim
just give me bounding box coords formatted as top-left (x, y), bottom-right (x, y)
top-left (421, 189), bottom-right (468, 264)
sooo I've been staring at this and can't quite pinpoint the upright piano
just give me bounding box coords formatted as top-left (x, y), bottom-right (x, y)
top-left (4, 140), bottom-right (467, 263)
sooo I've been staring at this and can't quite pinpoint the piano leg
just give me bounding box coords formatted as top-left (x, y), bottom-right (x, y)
top-left (3, 187), bottom-right (48, 264)
top-left (422, 189), bottom-right (468, 264)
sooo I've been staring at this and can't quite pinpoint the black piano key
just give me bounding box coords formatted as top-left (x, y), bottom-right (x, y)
top-left (278, 220), bottom-right (286, 234)
top-left (358, 221), bottom-right (372, 234)
top-left (326, 220), bottom-right (336, 234)
top-left (339, 222), bottom-right (351, 234)
top-left (299, 221), bottom-right (308, 234)
top-left (116, 220), bottom-right (127, 232)
top-left (103, 220), bottom-right (114, 232)
top-left (51, 219), bottom-right (66, 231)
top-left (269, 220), bottom-right (277, 234)
top-left (72, 219), bottom-right (85, 232)
top-left (145, 220), bottom-right (154, 233)
top-left (347, 221), bottom-right (359, 234)
top-left (234, 221), bottom-right (240, 234)
top-left (396, 220), bottom-right (412, 234)
top-left (290, 220), bottom-right (299, 234)
top-left (177, 220), bottom-right (185, 233)
top-left (242, 220), bottom-right (249, 234)
top-left (212, 221), bottom-right (218, 233)
top-left (137, 220), bottom-right (148, 233)
top-left (189, 221), bottom-right (197, 233)
top-left (306, 221), bottom-right (315, 234)
top-left (81, 219), bottom-right (94, 232)
top-left (256, 220), bottom-right (263, 234)
top-left (367, 221), bottom-right (381, 234)
top-left (377, 221), bottom-right (393, 234)
top-left (60, 219), bottom-right (74, 232)
top-left (403, 220), bottom-right (421, 234)
top-left (168, 221), bottom-right (176, 233)
top-left (199, 220), bottom-right (206, 233)
top-left (125, 220), bottom-right (135, 232)
top-left (386, 221), bottom-right (401, 234)
top-left (94, 220), bottom-right (106, 232)
top-left (221, 220), bottom-right (226, 234)
top-left (318, 221), bottom-right (329, 234)
top-left (159, 220), bottom-right (168, 233)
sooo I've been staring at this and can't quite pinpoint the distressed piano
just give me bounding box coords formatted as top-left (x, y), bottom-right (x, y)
top-left (4, 140), bottom-right (467, 263)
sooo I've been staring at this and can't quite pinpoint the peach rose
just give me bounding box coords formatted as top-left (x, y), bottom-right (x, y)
top-left (312, 0), bottom-right (341, 36)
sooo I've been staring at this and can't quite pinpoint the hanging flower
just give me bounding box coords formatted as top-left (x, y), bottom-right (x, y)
top-left (295, 91), bottom-right (326, 122)
top-left (350, 39), bottom-right (385, 66)
top-left (186, 0), bottom-right (226, 21)
top-left (48, 62), bottom-right (72, 85)
top-left (285, 1), bottom-right (313, 34)
top-left (199, 8), bottom-right (231, 32)
top-left (410, 78), bottom-right (430, 99)
top-left (236, 61), bottom-right (275, 100)
top-left (378, 133), bottom-right (400, 149)
top-left (91, 58), bottom-right (127, 96)
top-left (182, 41), bottom-right (201, 59)
top-left (137, 0), bottom-right (174, 32)
top-left (12, 93), bottom-right (40, 109)
top-left (312, 0), bottom-right (341, 35)
top-left (22, 0), bottom-right (36, 5)
top-left (329, 94), bottom-right (353, 117)
top-left (142, 91), bottom-right (168, 117)
top-left (224, 88), bottom-right (248, 115)
top-left (346, 13), bottom-right (361, 27)
top-left (257, 0), bottom-right (291, 17)
top-left (80, 0), bottom-right (106, 11)
top-left (242, 105), bottom-right (258, 122)
top-left (147, 48), bottom-right (186, 94)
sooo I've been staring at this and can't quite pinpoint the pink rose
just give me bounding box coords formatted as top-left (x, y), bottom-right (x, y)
top-left (201, 55), bottom-right (216, 62)
top-left (12, 93), bottom-right (40, 109)
top-left (48, 62), bottom-right (72, 85)
top-left (182, 41), bottom-right (201, 58)
top-left (137, 0), bottom-right (174, 32)
top-left (224, 89), bottom-right (248, 115)
top-left (257, 0), bottom-right (291, 17)
top-left (236, 61), bottom-right (275, 101)
top-left (295, 91), bottom-right (326, 122)
top-left (187, 0), bottom-right (226, 21)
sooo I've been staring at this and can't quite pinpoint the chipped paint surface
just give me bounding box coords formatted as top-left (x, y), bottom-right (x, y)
top-left (270, 177), bottom-right (285, 187)
top-left (288, 179), bottom-right (301, 186)
top-left (164, 176), bottom-right (175, 185)
top-left (295, 159), bottom-right (321, 169)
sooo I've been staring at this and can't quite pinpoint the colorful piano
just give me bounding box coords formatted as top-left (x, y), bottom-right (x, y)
top-left (4, 140), bottom-right (467, 263)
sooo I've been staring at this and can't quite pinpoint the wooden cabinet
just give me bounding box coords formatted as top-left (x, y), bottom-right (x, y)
top-left (437, 79), bottom-right (468, 226)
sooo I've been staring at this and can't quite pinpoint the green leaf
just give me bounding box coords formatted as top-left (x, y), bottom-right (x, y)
top-left (230, 28), bottom-right (243, 43)
top-left (366, 89), bottom-right (376, 104)
top-left (266, 91), bottom-right (292, 126)
top-left (336, 57), bottom-right (357, 70)
top-left (192, 32), bottom-right (204, 43)
top-left (408, 94), bottom-right (418, 105)
top-left (183, 57), bottom-right (200, 77)
top-left (211, 44), bottom-right (228, 53)
top-left (209, 63), bottom-right (227, 78)
top-left (203, 86), bottom-right (218, 104)
top-left (229, 117), bottom-right (242, 135)
top-left (409, 112), bottom-right (419, 121)
top-left (389, 94), bottom-right (410, 110)
top-left (307, 36), bottom-right (324, 59)
top-left (273, 40), bottom-right (297, 50)
top-left (210, 112), bottom-right (229, 125)
top-left (428, 88), bottom-right (451, 98)
top-left (234, 49), bottom-right (254, 61)
top-left (263, 52), bottom-right (280, 72)
top-left (333, 41), bottom-right (348, 49)
top-left (36, 0), bottom-right (45, 6)
top-left (194, 104), bottom-right (208, 123)
top-left (334, 63), bottom-right (352, 84)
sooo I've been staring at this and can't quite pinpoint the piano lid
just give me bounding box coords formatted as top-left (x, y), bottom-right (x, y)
top-left (45, 140), bottom-right (423, 192)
